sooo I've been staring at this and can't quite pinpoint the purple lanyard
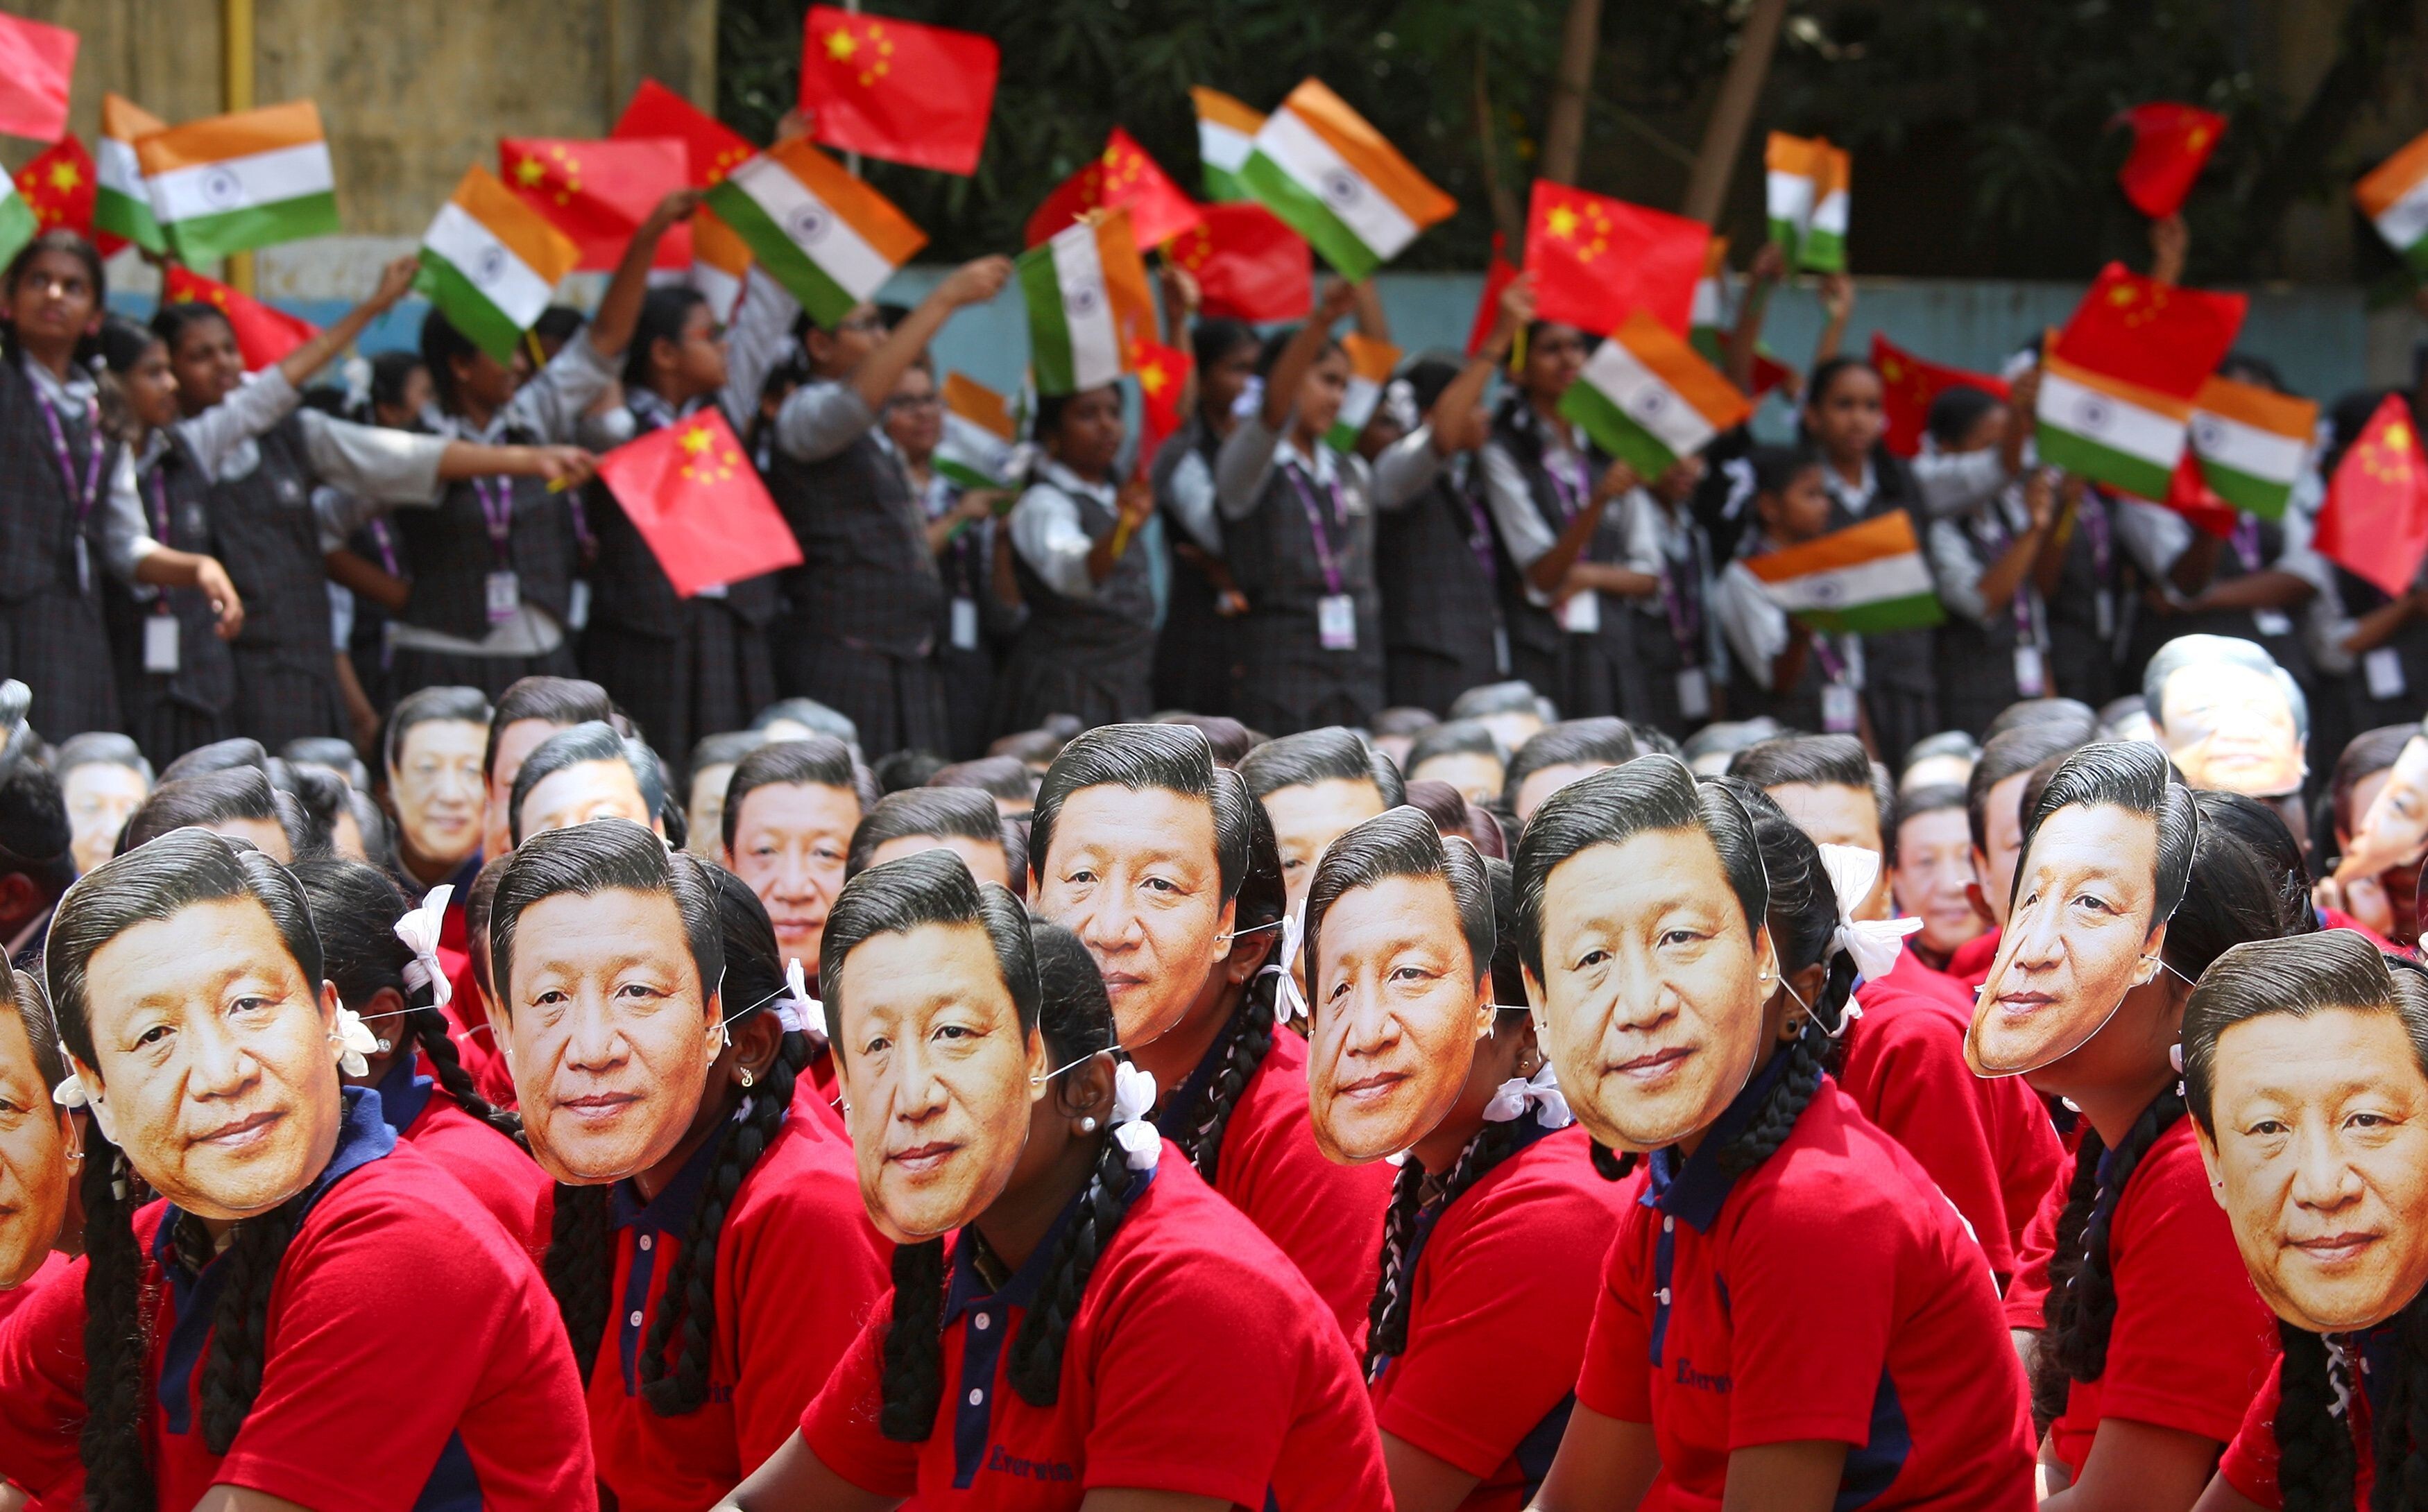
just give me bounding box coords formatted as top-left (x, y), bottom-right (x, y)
top-left (1544, 450), bottom-right (1589, 521)
top-left (1659, 531), bottom-right (1704, 664)
top-left (146, 467), bottom-right (171, 542)
top-left (472, 478), bottom-right (516, 565)
top-left (34, 390), bottom-right (103, 524)
top-left (2076, 490), bottom-right (2111, 578)
top-left (1979, 504), bottom-right (2042, 646)
top-left (368, 517), bottom-right (400, 578)
top-left (1811, 633), bottom-right (1848, 684)
top-left (2230, 517), bottom-right (2261, 574)
top-left (1462, 489), bottom-right (1497, 581)
top-left (1281, 461), bottom-right (1347, 597)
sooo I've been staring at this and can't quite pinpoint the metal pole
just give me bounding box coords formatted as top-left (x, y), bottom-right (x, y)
top-left (223, 0), bottom-right (256, 293)
top-left (844, 0), bottom-right (860, 177)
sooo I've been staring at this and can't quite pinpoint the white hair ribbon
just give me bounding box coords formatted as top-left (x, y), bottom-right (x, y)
top-left (1815, 844), bottom-right (1921, 983)
top-left (1481, 1060), bottom-right (1573, 1129)
top-left (780, 958), bottom-right (829, 1044)
top-left (1110, 1060), bottom-right (1161, 1172)
top-left (331, 1008), bottom-right (379, 1078)
top-left (393, 884), bottom-right (455, 1013)
top-left (51, 1040), bottom-right (87, 1109)
top-left (1259, 906), bottom-right (1309, 1027)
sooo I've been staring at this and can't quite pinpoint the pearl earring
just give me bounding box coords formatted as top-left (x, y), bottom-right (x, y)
top-left (1079, 1115), bottom-right (1099, 1134)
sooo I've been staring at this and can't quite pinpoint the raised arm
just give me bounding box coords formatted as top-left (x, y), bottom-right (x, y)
top-left (1258, 277), bottom-right (1360, 431)
top-left (275, 255), bottom-right (420, 389)
top-left (1429, 273), bottom-right (1534, 456)
top-left (587, 189), bottom-right (706, 361)
top-left (846, 257), bottom-right (1013, 415)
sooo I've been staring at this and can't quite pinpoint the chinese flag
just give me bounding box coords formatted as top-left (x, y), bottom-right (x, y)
top-left (1129, 337), bottom-right (1191, 466)
top-left (0, 16), bottom-right (75, 144)
top-left (499, 137), bottom-right (692, 272)
top-left (594, 409), bottom-right (804, 598)
top-left (2052, 262), bottom-right (2246, 400)
top-left (613, 79), bottom-right (756, 189)
top-left (1871, 333), bottom-right (2009, 458)
top-left (2116, 103), bottom-right (2225, 218)
top-left (1523, 180), bottom-right (1709, 337)
top-left (798, 6), bottom-right (998, 177)
top-left (164, 266), bottom-right (321, 372)
top-left (1025, 128), bottom-right (1200, 250)
top-left (1466, 234), bottom-right (1519, 358)
top-left (14, 137), bottom-right (94, 239)
top-left (1169, 201), bottom-right (1310, 323)
top-left (2162, 451), bottom-right (2240, 539)
top-left (2315, 394), bottom-right (2428, 598)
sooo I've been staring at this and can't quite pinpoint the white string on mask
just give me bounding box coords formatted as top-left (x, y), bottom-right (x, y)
top-left (1256, 906), bottom-right (1309, 1026)
top-left (392, 884), bottom-right (455, 1013)
top-left (1779, 966), bottom-right (1859, 1040)
top-left (1815, 844), bottom-right (1922, 983)
top-left (1481, 1060), bottom-right (1573, 1128)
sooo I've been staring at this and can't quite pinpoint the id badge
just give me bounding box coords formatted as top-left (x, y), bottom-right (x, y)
top-left (485, 570), bottom-right (521, 624)
top-left (567, 579), bottom-right (593, 628)
top-left (950, 596), bottom-right (980, 652)
top-left (142, 615), bottom-right (179, 673)
top-left (1821, 682), bottom-right (1860, 734)
top-left (695, 582), bottom-right (728, 600)
top-left (2013, 644), bottom-right (2047, 698)
top-left (2094, 588), bottom-right (2115, 640)
top-left (73, 535), bottom-right (89, 595)
top-left (1559, 590), bottom-right (1600, 635)
top-left (2366, 646), bottom-right (2409, 702)
top-left (1677, 667), bottom-right (1711, 721)
top-left (2252, 608), bottom-right (2294, 638)
top-left (1317, 594), bottom-right (1357, 651)
top-left (1492, 624), bottom-right (1511, 678)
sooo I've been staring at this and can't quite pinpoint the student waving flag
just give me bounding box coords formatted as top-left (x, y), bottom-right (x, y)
top-left (706, 136), bottom-right (925, 329)
top-left (934, 372), bottom-right (1020, 490)
top-left (1241, 77), bottom-right (1455, 280)
top-left (1557, 310), bottom-right (1751, 479)
top-left (1766, 131), bottom-right (1852, 273)
top-left (415, 163), bottom-right (583, 363)
top-left (1745, 510), bottom-right (1944, 634)
top-left (1016, 207), bottom-right (1154, 395)
top-left (2357, 128), bottom-right (2428, 275)
top-left (137, 99), bottom-right (339, 261)
top-left (2188, 372), bottom-right (2315, 519)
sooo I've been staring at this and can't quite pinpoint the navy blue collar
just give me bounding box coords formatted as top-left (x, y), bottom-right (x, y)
top-left (151, 1085), bottom-right (399, 1269)
top-left (610, 1103), bottom-right (783, 1237)
top-left (943, 1165), bottom-right (1158, 1325)
top-left (1641, 1048), bottom-right (1794, 1234)
top-left (371, 1052), bottom-right (434, 1139)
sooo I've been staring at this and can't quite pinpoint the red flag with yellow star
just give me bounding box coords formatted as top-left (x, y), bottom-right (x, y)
top-left (1466, 234), bottom-right (1519, 358)
top-left (2051, 262), bottom-right (2245, 400)
top-left (1169, 201), bottom-right (1310, 323)
top-left (1129, 337), bottom-right (1192, 465)
top-left (595, 408), bottom-right (803, 599)
top-left (164, 264), bottom-right (321, 371)
top-left (613, 80), bottom-right (755, 189)
top-left (1870, 333), bottom-right (2009, 458)
top-left (1025, 128), bottom-right (1200, 250)
top-left (798, 6), bottom-right (998, 177)
top-left (499, 137), bottom-right (692, 272)
top-left (14, 137), bottom-right (94, 241)
top-left (1523, 180), bottom-right (1709, 338)
top-left (2116, 103), bottom-right (2225, 219)
top-left (2316, 393), bottom-right (2428, 597)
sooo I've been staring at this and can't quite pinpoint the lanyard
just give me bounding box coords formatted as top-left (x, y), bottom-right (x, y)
top-left (1978, 499), bottom-right (2044, 648)
top-left (33, 389), bottom-right (103, 524)
top-left (1460, 485), bottom-right (1497, 581)
top-left (146, 465), bottom-right (172, 543)
top-left (1811, 632), bottom-right (1848, 685)
top-left (1280, 460), bottom-right (1347, 597)
top-left (368, 517), bottom-right (400, 578)
top-left (472, 477), bottom-right (517, 566)
top-left (1659, 526), bottom-right (1704, 664)
top-left (1544, 447), bottom-right (1589, 521)
top-left (2076, 491), bottom-right (2111, 578)
top-left (2230, 516), bottom-right (2262, 574)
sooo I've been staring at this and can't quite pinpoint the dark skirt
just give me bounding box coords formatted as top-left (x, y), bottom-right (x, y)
top-left (390, 642), bottom-right (580, 706)
top-left (775, 623), bottom-right (948, 757)
top-left (0, 587), bottom-right (118, 739)
top-left (1152, 557), bottom-right (1235, 717)
top-left (230, 646), bottom-right (346, 748)
top-left (1386, 644), bottom-right (1498, 721)
top-left (991, 621), bottom-right (1155, 737)
top-left (582, 601), bottom-right (776, 782)
top-left (1228, 613), bottom-right (1383, 737)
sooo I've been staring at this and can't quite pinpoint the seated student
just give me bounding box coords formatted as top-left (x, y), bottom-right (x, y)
top-left (52, 732), bottom-right (152, 879)
top-left (1717, 446), bottom-right (1870, 741)
top-left (1303, 809), bottom-right (1627, 1512)
top-left (0, 965), bottom-right (77, 1318)
top-left (685, 730), bottom-right (763, 862)
top-left (384, 685), bottom-right (491, 891)
top-left (1520, 757), bottom-right (2034, 1511)
top-left (750, 696), bottom-right (861, 752)
top-left (0, 830), bottom-right (592, 1509)
top-left (1405, 719), bottom-right (1507, 807)
top-left (926, 753), bottom-right (1038, 818)
top-left (480, 674), bottom-right (615, 861)
top-left (1448, 680), bottom-right (1554, 758)
top-left (117, 766), bottom-right (305, 863)
top-left (1504, 716), bottom-right (1641, 823)
top-left (1151, 710), bottom-right (1261, 768)
top-left (719, 850), bottom-right (1391, 1511)
top-left (1892, 782), bottom-right (1989, 972)
top-left (2320, 723), bottom-right (2421, 947)
top-left (1725, 735), bottom-right (1898, 921)
top-left (487, 824), bottom-right (886, 1509)
top-left (846, 785), bottom-right (1024, 895)
top-left (1029, 723), bottom-right (1394, 1349)
top-left (1367, 706), bottom-right (1439, 773)
top-left (1237, 725), bottom-right (1405, 920)
top-left (1955, 717), bottom-right (2100, 986)
top-left (1898, 728), bottom-right (1979, 793)
top-left (507, 720), bottom-right (667, 846)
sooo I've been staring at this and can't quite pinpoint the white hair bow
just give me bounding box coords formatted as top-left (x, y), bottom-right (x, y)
top-left (1259, 906), bottom-right (1309, 1027)
top-left (1816, 845), bottom-right (1922, 983)
top-left (780, 958), bottom-right (829, 1044)
top-left (1110, 1060), bottom-right (1161, 1173)
top-left (51, 1040), bottom-right (87, 1109)
top-left (332, 1008), bottom-right (379, 1077)
top-left (1482, 1060), bottom-right (1573, 1129)
top-left (393, 884), bottom-right (455, 1013)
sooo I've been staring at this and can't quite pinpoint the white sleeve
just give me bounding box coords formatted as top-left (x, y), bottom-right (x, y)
top-left (100, 449), bottom-right (159, 583)
top-left (293, 411), bottom-right (450, 504)
top-left (172, 366), bottom-right (300, 479)
top-left (773, 380), bottom-right (878, 464)
top-left (500, 332), bottom-right (618, 443)
top-left (1368, 426), bottom-right (1442, 510)
top-left (719, 266), bottom-right (798, 430)
top-left (1213, 413), bottom-right (1284, 522)
top-left (1161, 449), bottom-right (1224, 554)
top-left (1718, 560), bottom-right (1788, 678)
top-left (1616, 490), bottom-right (1664, 578)
top-left (1910, 447), bottom-right (2014, 521)
top-left (1927, 515), bottom-right (1992, 624)
top-left (2116, 498), bottom-right (2192, 581)
top-left (1007, 484), bottom-right (1097, 599)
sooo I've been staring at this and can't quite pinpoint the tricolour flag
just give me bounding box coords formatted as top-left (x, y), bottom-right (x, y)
top-left (705, 137), bottom-right (925, 331)
top-left (96, 94), bottom-right (167, 254)
top-left (935, 372), bottom-right (1019, 490)
top-left (415, 164), bottom-right (582, 363)
top-left (1745, 511), bottom-right (1944, 634)
top-left (2035, 351), bottom-right (2191, 501)
top-left (0, 175), bottom-right (36, 268)
top-left (1326, 334), bottom-right (1402, 452)
top-left (1557, 309), bottom-right (1752, 480)
top-left (2188, 375), bottom-right (2315, 521)
top-left (137, 100), bottom-right (339, 262)
top-left (690, 209), bottom-right (751, 322)
top-left (1766, 132), bottom-right (1851, 273)
top-left (1017, 209), bottom-right (1155, 396)
top-left (1239, 78), bottom-right (1454, 280)
top-left (1192, 87), bottom-right (1263, 203)
top-left (2358, 130), bottom-right (2428, 277)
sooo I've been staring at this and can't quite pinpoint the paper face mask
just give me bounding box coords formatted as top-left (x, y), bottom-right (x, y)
top-left (2338, 732), bottom-right (2428, 887)
top-left (1307, 873), bottom-right (1489, 1164)
top-left (503, 887), bottom-right (719, 1185)
top-left (831, 919), bottom-right (1043, 1246)
top-left (2160, 659), bottom-right (2305, 798)
top-left (0, 1006), bottom-right (71, 1288)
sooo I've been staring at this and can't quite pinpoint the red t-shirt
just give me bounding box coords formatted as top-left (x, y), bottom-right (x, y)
top-left (0, 1101), bottom-right (594, 1511)
top-left (2003, 1158), bottom-right (2065, 1331)
top-left (2219, 1337), bottom-right (2388, 1510)
top-left (2318, 906), bottom-right (2405, 958)
top-left (1369, 1124), bottom-right (1629, 1512)
top-left (801, 1142), bottom-right (1390, 1509)
top-left (589, 1108), bottom-right (890, 1511)
top-left (0, 1248), bottom-right (66, 1328)
top-left (1948, 927), bottom-right (2000, 988)
top-left (1577, 1078), bottom-right (2034, 1511)
top-left (377, 1064), bottom-right (550, 1264)
top-left (787, 1053), bottom-right (849, 1135)
top-left (0, 1251), bottom-right (74, 1512)
top-left (2046, 1119), bottom-right (2279, 1477)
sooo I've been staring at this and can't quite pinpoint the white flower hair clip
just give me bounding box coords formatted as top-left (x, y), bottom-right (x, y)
top-left (1816, 845), bottom-right (1922, 983)
top-left (1258, 907), bottom-right (1308, 1027)
top-left (1110, 1060), bottom-right (1161, 1173)
top-left (1482, 1060), bottom-right (1573, 1130)
top-left (332, 1008), bottom-right (379, 1078)
top-left (51, 1040), bottom-right (87, 1109)
top-left (393, 884), bottom-right (455, 1013)
top-left (781, 958), bottom-right (829, 1044)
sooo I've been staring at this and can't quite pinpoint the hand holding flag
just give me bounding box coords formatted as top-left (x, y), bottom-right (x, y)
top-left (2115, 103), bottom-right (2225, 218)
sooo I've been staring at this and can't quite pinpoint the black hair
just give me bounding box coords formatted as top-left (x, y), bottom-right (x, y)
top-left (2334, 724), bottom-right (2420, 841)
top-left (1190, 317), bottom-right (1256, 378)
top-left (1503, 717), bottom-right (1641, 814)
top-left (1680, 717), bottom-right (1787, 771)
top-left (506, 721), bottom-right (667, 848)
top-left (1746, 442), bottom-right (1823, 499)
top-left (1985, 697), bottom-right (2102, 745)
top-left (46, 831), bottom-right (323, 1505)
top-left (1371, 706), bottom-right (1440, 740)
top-left (2197, 789), bottom-right (2315, 926)
top-left (417, 306), bottom-right (481, 413)
top-left (280, 737), bottom-right (367, 791)
top-left (52, 731), bottom-right (153, 788)
top-left (1967, 719), bottom-right (2093, 853)
top-left (1168, 775), bottom-right (1285, 1185)
top-left (1901, 729), bottom-right (1980, 774)
top-left (990, 729), bottom-right (1068, 767)
top-left (721, 735), bottom-right (866, 856)
top-left (1401, 779), bottom-right (1476, 841)
top-left (463, 852), bottom-right (511, 999)
top-left (1401, 352), bottom-right (1467, 418)
top-left (1894, 781), bottom-right (1969, 842)
top-left (929, 755), bottom-right (1041, 805)
top-left (2010, 742), bottom-right (2198, 922)
top-left (343, 788), bottom-right (395, 872)
top-left (1482, 856), bottom-right (1525, 1008)
top-left (0, 738), bottom-right (71, 903)
top-left (749, 696), bottom-right (861, 750)
top-left (623, 284), bottom-right (710, 393)
top-left (382, 685), bottom-right (492, 778)
top-left (1031, 723), bottom-right (1253, 904)
top-left (688, 730), bottom-right (763, 783)
top-left (1029, 384), bottom-right (1124, 447)
top-left (1254, 323), bottom-right (1342, 381)
top-left (483, 676), bottom-right (613, 783)
top-left (1447, 681), bottom-right (1554, 723)
top-left (1720, 775), bottom-right (1859, 1106)
top-left (1726, 733), bottom-right (1893, 851)
top-left (1407, 719), bottom-right (1505, 773)
top-left (1148, 712), bottom-right (1260, 768)
top-left (272, 762), bottom-right (350, 859)
top-left (148, 299), bottom-right (235, 361)
top-left (1924, 384), bottom-right (2003, 450)
top-left (1236, 726), bottom-right (1407, 817)
top-left (847, 786), bottom-right (1027, 897)
top-left (532, 305), bottom-right (586, 348)
top-left (160, 737), bottom-right (268, 784)
top-left (5, 962), bottom-right (59, 1108)
top-left (94, 316), bottom-right (164, 445)
top-left (2, 232), bottom-right (106, 375)
top-left (873, 748), bottom-right (948, 796)
top-left (1802, 354), bottom-right (1878, 413)
top-left (117, 768), bottom-right (300, 859)
top-left (367, 349), bottom-right (426, 418)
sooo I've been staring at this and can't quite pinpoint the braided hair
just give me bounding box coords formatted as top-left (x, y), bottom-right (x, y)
top-left (1168, 773), bottom-right (1274, 1184)
top-left (44, 831), bottom-right (332, 1509)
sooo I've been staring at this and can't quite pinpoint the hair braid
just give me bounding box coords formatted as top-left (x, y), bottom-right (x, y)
top-left (1365, 1115), bottom-right (1532, 1377)
top-left (2030, 1128), bottom-right (2107, 1430)
top-left (197, 1194), bottom-right (307, 1453)
top-left (1589, 1142), bottom-right (1640, 1181)
top-left (1365, 1157), bottom-right (1428, 1366)
top-left (1174, 975), bottom-right (1277, 1185)
top-left (880, 1237), bottom-right (948, 1441)
top-left (2273, 1323), bottom-right (2357, 1512)
top-left (78, 1143), bottom-right (157, 1512)
top-left (545, 1183), bottom-right (615, 1381)
top-left (1007, 1133), bottom-right (1143, 1407)
top-left (1715, 1024), bottom-right (1827, 1179)
top-left (2034, 1085), bottom-right (2189, 1427)
top-left (407, 1001), bottom-right (523, 1142)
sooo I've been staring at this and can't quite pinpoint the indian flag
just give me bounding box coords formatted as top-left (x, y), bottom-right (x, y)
top-left (415, 164), bottom-right (581, 363)
top-left (1239, 78), bottom-right (1454, 280)
top-left (1690, 236), bottom-right (1732, 334)
top-left (1017, 208), bottom-right (1154, 395)
top-left (690, 207), bottom-right (751, 323)
top-left (97, 93), bottom-right (167, 254)
top-left (1192, 87), bottom-right (1263, 203)
top-left (1766, 132), bottom-right (1850, 273)
top-left (1559, 310), bottom-right (1752, 479)
top-left (137, 100), bottom-right (339, 262)
top-left (2035, 352), bottom-right (2191, 502)
top-left (2189, 375), bottom-right (2315, 520)
top-left (2357, 130), bottom-right (2428, 276)
top-left (936, 372), bottom-right (1019, 489)
top-left (1746, 511), bottom-right (1944, 634)
top-left (1324, 334), bottom-right (1401, 452)
top-left (0, 175), bottom-right (34, 266)
top-left (706, 137), bottom-right (925, 332)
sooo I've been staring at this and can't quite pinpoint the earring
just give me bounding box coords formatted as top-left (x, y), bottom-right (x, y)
top-left (739, 1067), bottom-right (755, 1088)
top-left (1079, 1115), bottom-right (1099, 1134)
top-left (375, 1038), bottom-right (393, 1054)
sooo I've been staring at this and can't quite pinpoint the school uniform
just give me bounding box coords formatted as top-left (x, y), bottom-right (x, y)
top-left (2117, 498), bottom-right (2330, 691)
top-left (1148, 416), bottom-right (1236, 716)
top-left (0, 1249), bottom-right (67, 1328)
top-left (0, 1088), bottom-right (595, 1510)
top-left (800, 1146), bottom-right (1390, 1509)
top-left (2047, 486), bottom-right (2123, 708)
top-left (916, 465), bottom-right (1009, 759)
top-left (342, 513), bottom-right (406, 718)
top-left (1374, 430), bottom-right (1507, 716)
top-left (2218, 1323), bottom-right (2397, 1509)
top-left (371, 1053), bottom-right (547, 1262)
top-left (1717, 546), bottom-right (1865, 736)
top-left (1153, 1019), bottom-right (1397, 1350)
top-left (1481, 406), bottom-right (1644, 722)
top-left (2040, 1118), bottom-right (2278, 1475)
top-left (1926, 482), bottom-right (2053, 738)
top-left (111, 429), bottom-right (237, 764)
top-left (1579, 1061), bottom-right (2035, 1511)
top-left (585, 1103), bottom-right (888, 1511)
top-left (1620, 488), bottom-right (1724, 734)
top-left (1367, 1120), bottom-right (1630, 1512)
top-left (997, 460), bottom-right (1157, 732)
top-left (0, 354), bottom-right (128, 739)
top-left (1822, 451), bottom-right (1941, 760)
